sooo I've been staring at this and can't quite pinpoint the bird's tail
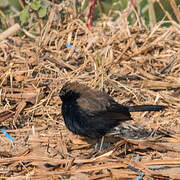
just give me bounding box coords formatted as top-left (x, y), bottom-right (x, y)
top-left (128, 105), bottom-right (167, 112)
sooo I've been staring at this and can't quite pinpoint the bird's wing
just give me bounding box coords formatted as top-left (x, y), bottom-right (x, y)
top-left (77, 94), bottom-right (108, 112)
top-left (77, 95), bottom-right (132, 121)
top-left (103, 101), bottom-right (133, 120)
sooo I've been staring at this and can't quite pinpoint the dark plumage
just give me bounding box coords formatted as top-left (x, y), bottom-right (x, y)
top-left (59, 82), bottom-right (167, 138)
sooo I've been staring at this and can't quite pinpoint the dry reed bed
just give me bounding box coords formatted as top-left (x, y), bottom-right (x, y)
top-left (0, 16), bottom-right (180, 179)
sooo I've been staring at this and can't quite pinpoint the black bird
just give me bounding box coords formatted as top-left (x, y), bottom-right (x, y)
top-left (59, 82), bottom-right (166, 138)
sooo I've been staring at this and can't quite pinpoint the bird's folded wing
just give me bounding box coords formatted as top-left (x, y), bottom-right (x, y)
top-left (77, 96), bottom-right (132, 121)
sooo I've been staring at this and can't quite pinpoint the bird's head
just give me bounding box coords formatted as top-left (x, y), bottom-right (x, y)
top-left (59, 82), bottom-right (81, 102)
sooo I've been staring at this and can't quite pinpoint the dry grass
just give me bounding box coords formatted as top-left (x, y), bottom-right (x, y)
top-left (0, 7), bottom-right (180, 180)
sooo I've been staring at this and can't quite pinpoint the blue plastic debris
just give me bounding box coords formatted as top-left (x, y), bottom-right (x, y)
top-left (135, 154), bottom-right (139, 162)
top-left (132, 171), bottom-right (143, 180)
top-left (66, 42), bottom-right (77, 52)
top-left (0, 128), bottom-right (14, 141)
top-left (132, 155), bottom-right (143, 180)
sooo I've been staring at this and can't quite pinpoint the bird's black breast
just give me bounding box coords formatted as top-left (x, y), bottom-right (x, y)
top-left (61, 99), bottom-right (94, 137)
top-left (61, 101), bottom-right (80, 134)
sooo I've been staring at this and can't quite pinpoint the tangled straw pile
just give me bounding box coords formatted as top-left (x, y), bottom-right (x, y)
top-left (0, 8), bottom-right (180, 179)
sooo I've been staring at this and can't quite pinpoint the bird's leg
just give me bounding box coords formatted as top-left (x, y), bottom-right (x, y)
top-left (94, 136), bottom-right (105, 151)
top-left (94, 142), bottom-right (98, 150)
top-left (99, 136), bottom-right (104, 151)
